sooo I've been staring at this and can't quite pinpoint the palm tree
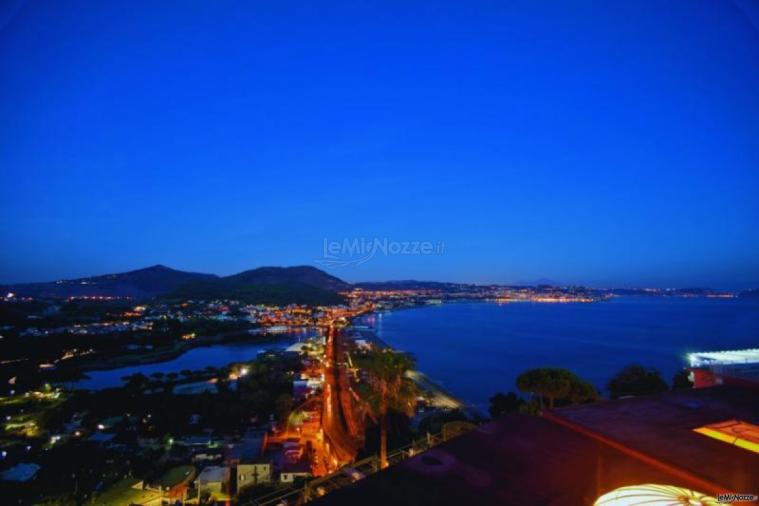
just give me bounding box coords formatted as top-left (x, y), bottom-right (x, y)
top-left (356, 349), bottom-right (418, 468)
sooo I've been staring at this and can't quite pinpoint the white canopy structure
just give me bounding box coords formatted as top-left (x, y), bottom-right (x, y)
top-left (687, 348), bottom-right (759, 368)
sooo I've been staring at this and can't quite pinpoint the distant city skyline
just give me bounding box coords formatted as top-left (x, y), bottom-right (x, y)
top-left (2, 1), bottom-right (758, 289)
top-left (1, 262), bottom-right (755, 292)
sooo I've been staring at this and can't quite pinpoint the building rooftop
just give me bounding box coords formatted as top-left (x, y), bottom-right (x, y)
top-left (282, 458), bottom-right (311, 475)
top-left (317, 386), bottom-right (758, 505)
top-left (226, 432), bottom-right (265, 463)
top-left (156, 465), bottom-right (195, 488)
top-left (316, 415), bottom-right (697, 505)
top-left (95, 478), bottom-right (162, 505)
top-left (197, 466), bottom-right (229, 483)
top-left (549, 385), bottom-right (758, 492)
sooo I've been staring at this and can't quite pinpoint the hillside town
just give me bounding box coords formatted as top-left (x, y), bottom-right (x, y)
top-left (1, 284), bottom-right (479, 505)
top-left (1, 273), bottom-right (756, 505)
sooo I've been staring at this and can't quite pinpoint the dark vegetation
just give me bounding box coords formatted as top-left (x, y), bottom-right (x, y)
top-left (0, 353), bottom-right (298, 505)
top-left (0, 299), bottom-right (254, 390)
top-left (0, 438), bottom-right (144, 505)
top-left (488, 392), bottom-right (524, 418)
top-left (607, 364), bottom-right (669, 399)
top-left (516, 367), bottom-right (598, 409)
top-left (671, 368), bottom-right (694, 390)
top-left (417, 409), bottom-right (473, 435)
top-left (166, 280), bottom-right (345, 306)
top-left (82, 356), bottom-right (298, 435)
top-left (489, 363), bottom-right (691, 419)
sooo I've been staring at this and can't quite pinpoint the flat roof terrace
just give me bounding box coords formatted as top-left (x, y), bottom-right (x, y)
top-left (316, 386), bottom-right (758, 505)
top-left (315, 413), bottom-right (705, 506)
top-left (547, 386), bottom-right (758, 493)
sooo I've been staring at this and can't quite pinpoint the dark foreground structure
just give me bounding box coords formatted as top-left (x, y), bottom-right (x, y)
top-left (316, 386), bottom-right (758, 505)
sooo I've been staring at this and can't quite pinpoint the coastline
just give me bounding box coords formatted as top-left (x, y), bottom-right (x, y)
top-left (349, 318), bottom-right (482, 418)
top-left (349, 298), bottom-right (759, 411)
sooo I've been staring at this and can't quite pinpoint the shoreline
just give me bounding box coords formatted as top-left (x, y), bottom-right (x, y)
top-left (349, 318), bottom-right (482, 418)
top-left (51, 329), bottom-right (317, 383)
top-left (350, 298), bottom-right (758, 412)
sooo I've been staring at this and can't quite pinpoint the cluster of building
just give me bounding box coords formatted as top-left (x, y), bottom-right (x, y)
top-left (6, 283), bottom-right (740, 347)
top-left (248, 303), bottom-right (375, 329)
top-left (20, 319), bottom-right (153, 338)
top-left (120, 300), bottom-right (373, 332)
top-left (1, 394), bottom-right (320, 503)
top-left (345, 286), bottom-right (611, 308)
top-left (6, 298), bottom-right (375, 349)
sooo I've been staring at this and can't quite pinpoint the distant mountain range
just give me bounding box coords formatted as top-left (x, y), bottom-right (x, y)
top-left (1, 265), bottom-right (350, 305)
top-left (354, 280), bottom-right (475, 291)
top-left (2, 266), bottom-right (751, 304)
top-left (166, 266), bottom-right (349, 306)
top-left (2, 265), bottom-right (214, 299)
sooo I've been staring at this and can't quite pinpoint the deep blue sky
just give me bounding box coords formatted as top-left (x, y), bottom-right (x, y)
top-left (1, 1), bottom-right (758, 288)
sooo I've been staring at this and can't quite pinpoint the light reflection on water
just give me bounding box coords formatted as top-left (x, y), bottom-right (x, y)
top-left (369, 298), bottom-right (759, 410)
top-left (72, 328), bottom-right (320, 390)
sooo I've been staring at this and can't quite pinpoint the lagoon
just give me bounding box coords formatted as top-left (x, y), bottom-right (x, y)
top-left (73, 328), bottom-right (319, 390)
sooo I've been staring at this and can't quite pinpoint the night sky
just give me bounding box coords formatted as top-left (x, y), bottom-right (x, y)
top-left (1, 1), bottom-right (758, 288)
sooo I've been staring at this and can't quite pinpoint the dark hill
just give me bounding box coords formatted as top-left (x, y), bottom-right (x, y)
top-left (167, 265), bottom-right (349, 305)
top-left (3, 265), bottom-right (350, 305)
top-left (166, 280), bottom-right (345, 306)
top-left (2, 265), bottom-right (217, 299)
top-left (355, 280), bottom-right (474, 291)
top-left (224, 266), bottom-right (349, 292)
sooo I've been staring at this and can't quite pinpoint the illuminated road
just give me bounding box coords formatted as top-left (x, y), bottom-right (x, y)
top-left (321, 325), bottom-right (360, 468)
